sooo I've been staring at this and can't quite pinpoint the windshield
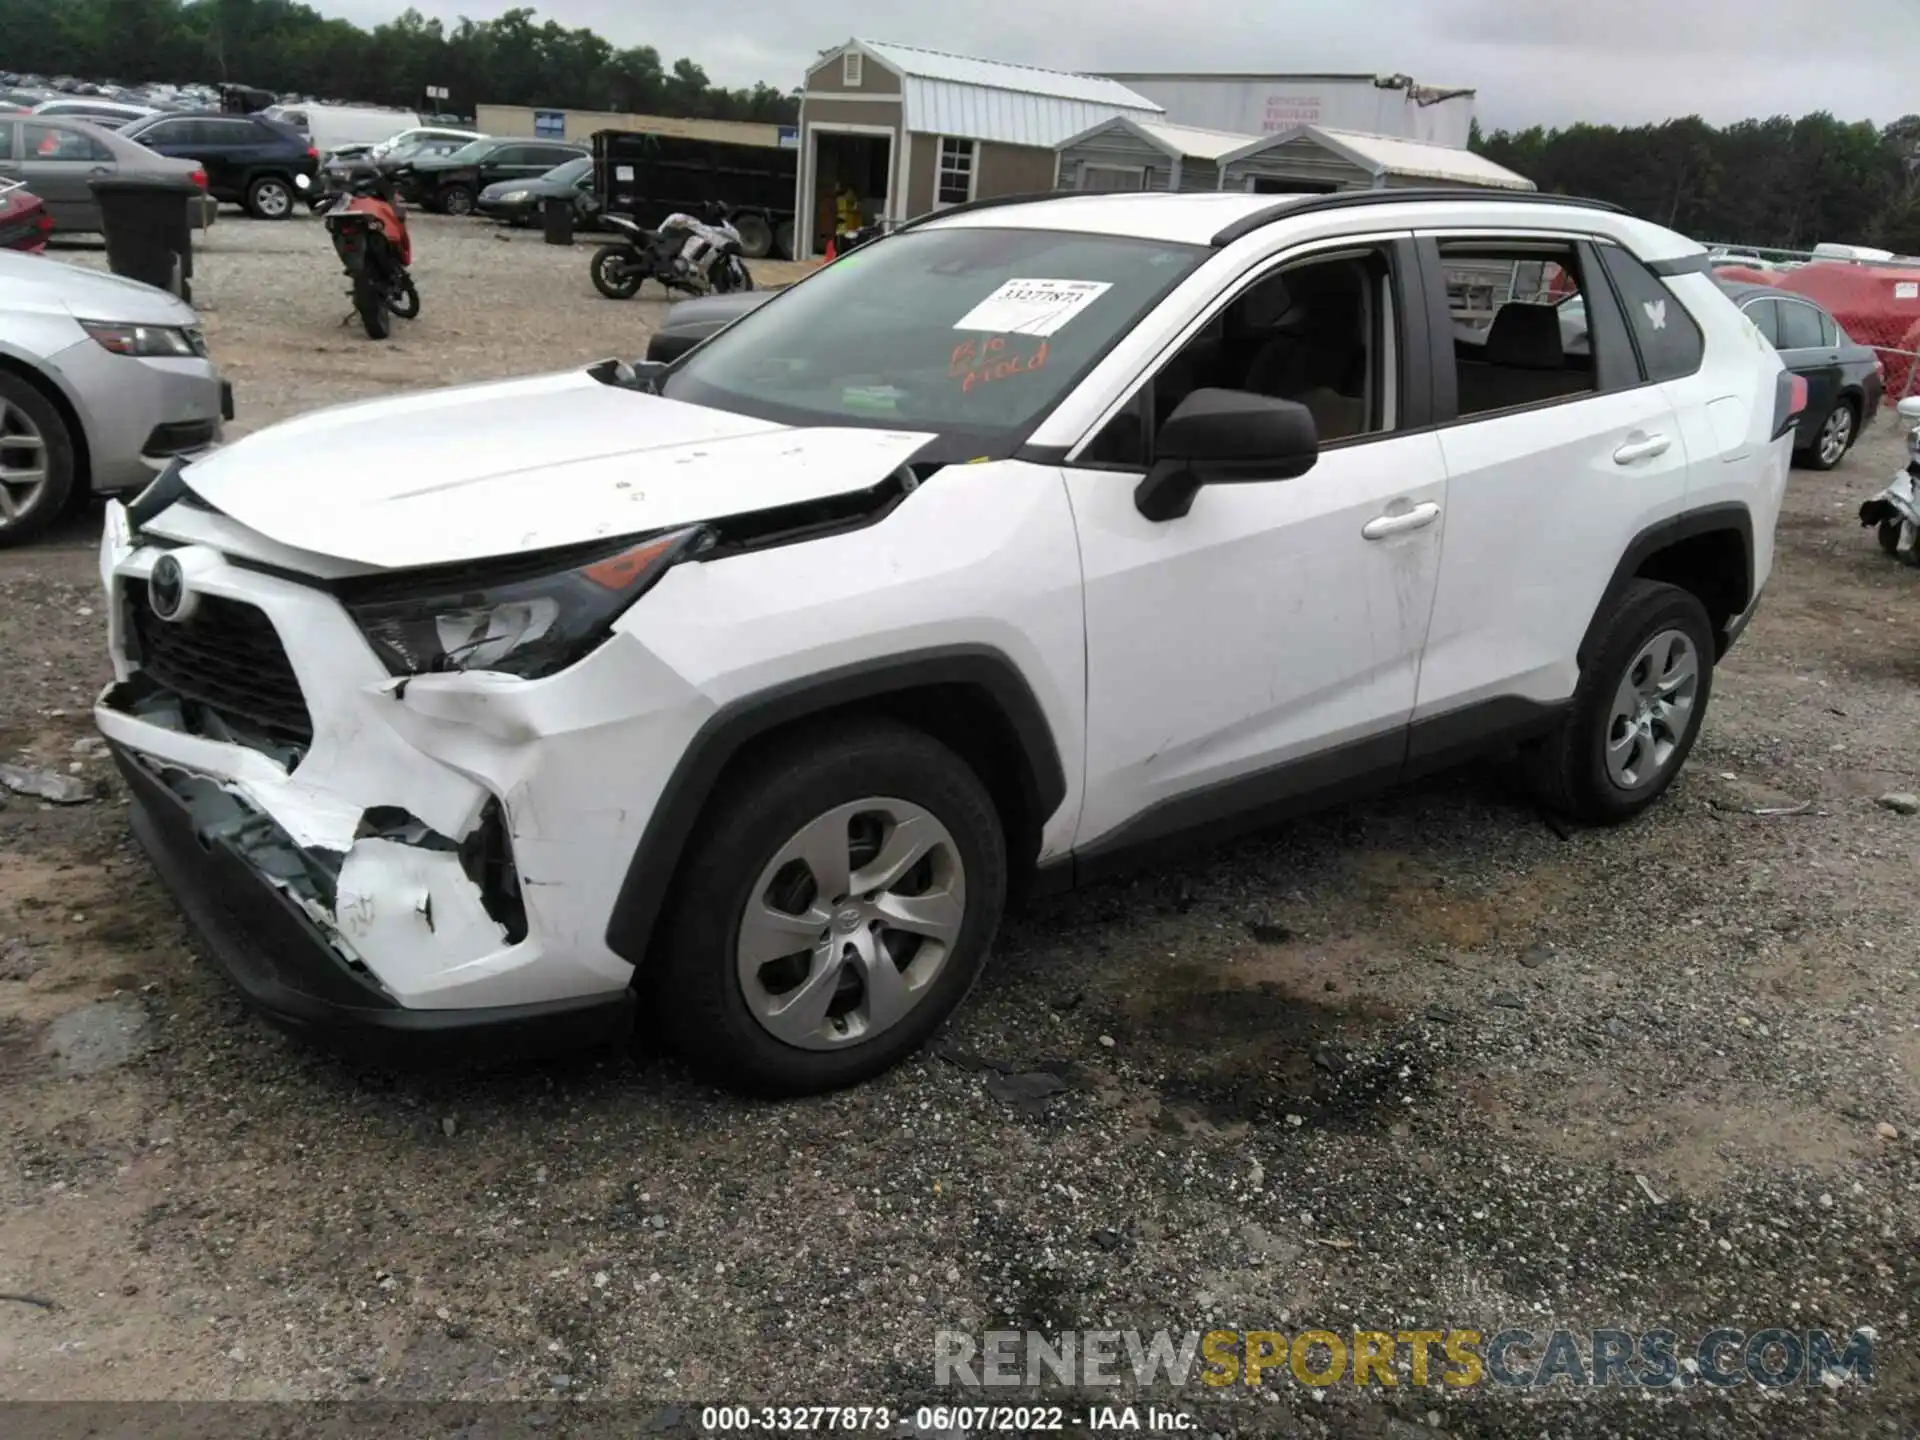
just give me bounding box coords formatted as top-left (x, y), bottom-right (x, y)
top-left (545, 156), bottom-right (592, 185)
top-left (664, 227), bottom-right (1205, 451)
top-left (440, 139), bottom-right (495, 165)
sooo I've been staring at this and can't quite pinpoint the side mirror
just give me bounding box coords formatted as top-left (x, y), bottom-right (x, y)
top-left (1898, 396), bottom-right (1920, 423)
top-left (1133, 388), bottom-right (1319, 522)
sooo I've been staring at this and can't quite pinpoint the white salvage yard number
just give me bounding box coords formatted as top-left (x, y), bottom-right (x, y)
top-left (955, 278), bottom-right (1113, 337)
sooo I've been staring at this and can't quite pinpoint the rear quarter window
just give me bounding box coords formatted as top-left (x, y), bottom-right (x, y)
top-left (1597, 244), bottom-right (1705, 382)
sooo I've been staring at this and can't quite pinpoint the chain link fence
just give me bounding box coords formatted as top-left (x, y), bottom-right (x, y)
top-left (1703, 244), bottom-right (1920, 409)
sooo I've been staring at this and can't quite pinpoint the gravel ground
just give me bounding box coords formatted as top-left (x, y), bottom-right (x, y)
top-left (2, 216), bottom-right (1918, 1437)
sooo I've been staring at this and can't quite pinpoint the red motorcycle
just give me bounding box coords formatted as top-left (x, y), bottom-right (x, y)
top-left (298, 170), bottom-right (419, 340)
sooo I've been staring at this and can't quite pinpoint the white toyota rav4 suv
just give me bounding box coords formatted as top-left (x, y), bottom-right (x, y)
top-left (95, 189), bottom-right (1801, 1094)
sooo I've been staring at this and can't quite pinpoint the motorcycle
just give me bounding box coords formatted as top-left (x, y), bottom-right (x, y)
top-left (590, 203), bottom-right (754, 301)
top-left (297, 170), bottom-right (419, 341)
top-left (1858, 395), bottom-right (1920, 565)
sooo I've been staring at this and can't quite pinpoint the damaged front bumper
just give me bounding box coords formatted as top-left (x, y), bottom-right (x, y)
top-left (93, 498), bottom-right (712, 1064)
top-left (110, 739), bottom-right (632, 1062)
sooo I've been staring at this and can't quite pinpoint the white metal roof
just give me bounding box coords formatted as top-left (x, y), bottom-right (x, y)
top-left (1056, 115), bottom-right (1257, 161)
top-left (840, 39), bottom-right (1163, 149)
top-left (1223, 125), bottom-right (1534, 190)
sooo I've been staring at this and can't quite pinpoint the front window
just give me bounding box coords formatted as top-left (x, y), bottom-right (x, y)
top-left (937, 138), bottom-right (974, 207)
top-left (663, 226), bottom-right (1206, 455)
top-left (441, 140), bottom-right (495, 165)
top-left (548, 156), bottom-right (592, 185)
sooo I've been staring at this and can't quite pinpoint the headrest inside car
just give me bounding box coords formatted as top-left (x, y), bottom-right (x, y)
top-left (1484, 302), bottom-right (1566, 370)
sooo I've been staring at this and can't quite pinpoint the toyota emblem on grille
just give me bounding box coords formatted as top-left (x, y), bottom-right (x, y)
top-left (148, 555), bottom-right (187, 622)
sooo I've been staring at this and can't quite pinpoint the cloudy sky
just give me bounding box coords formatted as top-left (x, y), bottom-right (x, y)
top-left (322, 0), bottom-right (1916, 131)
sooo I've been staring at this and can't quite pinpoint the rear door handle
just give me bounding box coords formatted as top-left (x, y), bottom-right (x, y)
top-left (1362, 501), bottom-right (1441, 540)
top-left (1613, 432), bottom-right (1672, 465)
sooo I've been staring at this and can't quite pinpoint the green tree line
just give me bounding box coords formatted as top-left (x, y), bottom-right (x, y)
top-left (0, 0), bottom-right (799, 123)
top-left (1472, 113), bottom-right (1920, 254)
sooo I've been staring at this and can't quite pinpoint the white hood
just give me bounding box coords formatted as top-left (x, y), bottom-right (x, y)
top-left (179, 370), bottom-right (937, 568)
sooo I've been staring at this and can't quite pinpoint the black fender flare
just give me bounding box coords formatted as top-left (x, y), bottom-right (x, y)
top-left (1576, 503), bottom-right (1754, 670)
top-left (602, 644), bottom-right (1068, 970)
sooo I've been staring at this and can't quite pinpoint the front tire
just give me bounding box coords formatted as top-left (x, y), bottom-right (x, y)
top-left (1800, 400), bottom-right (1856, 471)
top-left (245, 174), bottom-right (294, 220)
top-left (386, 274), bottom-right (420, 319)
top-left (1524, 579), bottom-right (1716, 824)
top-left (590, 245), bottom-right (643, 299)
top-left (0, 373), bottom-right (77, 548)
top-left (652, 720), bottom-right (1007, 1095)
top-left (438, 183), bottom-right (475, 217)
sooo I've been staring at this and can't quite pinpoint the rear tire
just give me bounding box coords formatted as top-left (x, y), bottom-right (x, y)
top-left (0, 373), bottom-right (77, 548)
top-left (354, 281), bottom-right (392, 339)
top-left (1523, 580), bottom-right (1716, 825)
top-left (730, 212), bottom-right (773, 259)
top-left (590, 245), bottom-right (642, 299)
top-left (1800, 400), bottom-right (1856, 471)
top-left (244, 174), bottom-right (294, 220)
top-left (651, 720), bottom-right (1007, 1095)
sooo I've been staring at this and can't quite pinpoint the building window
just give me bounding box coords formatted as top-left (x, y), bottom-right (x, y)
top-left (937, 137), bottom-right (975, 206)
top-left (1080, 164), bottom-right (1147, 192)
top-left (842, 52), bottom-right (863, 87)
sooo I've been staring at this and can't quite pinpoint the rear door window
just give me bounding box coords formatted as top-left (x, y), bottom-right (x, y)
top-left (1777, 300), bottom-right (1825, 351)
top-left (1741, 298), bottom-right (1780, 347)
top-left (1817, 309), bottom-right (1839, 347)
top-left (24, 123), bottom-right (110, 161)
top-left (1595, 243), bottom-right (1705, 381)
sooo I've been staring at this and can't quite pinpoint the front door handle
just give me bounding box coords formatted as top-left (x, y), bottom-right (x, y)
top-left (1362, 501), bottom-right (1441, 540)
top-left (1613, 432), bottom-right (1672, 465)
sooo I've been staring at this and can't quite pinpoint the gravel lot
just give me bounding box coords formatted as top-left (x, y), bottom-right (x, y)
top-left (2, 215), bottom-right (1918, 1436)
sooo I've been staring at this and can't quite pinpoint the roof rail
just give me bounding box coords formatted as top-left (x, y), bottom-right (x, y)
top-left (1209, 188), bottom-right (1632, 247)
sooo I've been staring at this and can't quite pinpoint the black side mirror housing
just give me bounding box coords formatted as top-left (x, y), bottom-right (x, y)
top-left (1133, 388), bottom-right (1320, 521)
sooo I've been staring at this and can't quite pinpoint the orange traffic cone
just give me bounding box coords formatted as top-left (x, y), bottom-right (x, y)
top-left (824, 235), bottom-right (837, 262)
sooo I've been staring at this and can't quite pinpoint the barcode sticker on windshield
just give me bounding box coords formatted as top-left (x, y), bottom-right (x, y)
top-left (954, 279), bottom-right (1113, 337)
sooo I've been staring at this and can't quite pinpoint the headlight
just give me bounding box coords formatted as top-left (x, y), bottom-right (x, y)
top-left (344, 525), bottom-right (712, 679)
top-left (500, 190), bottom-right (529, 203)
top-left (80, 321), bottom-right (198, 358)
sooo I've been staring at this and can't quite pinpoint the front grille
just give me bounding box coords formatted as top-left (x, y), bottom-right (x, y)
top-left (125, 579), bottom-right (314, 747)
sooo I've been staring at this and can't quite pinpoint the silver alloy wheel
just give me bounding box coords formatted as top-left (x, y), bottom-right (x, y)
top-left (737, 798), bottom-right (966, 1051)
top-left (254, 179), bottom-right (292, 217)
top-left (1819, 405), bottom-right (1853, 466)
top-left (1605, 628), bottom-right (1699, 790)
top-left (0, 399), bottom-right (49, 530)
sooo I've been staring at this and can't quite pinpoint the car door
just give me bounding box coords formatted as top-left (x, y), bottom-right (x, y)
top-left (1773, 297), bottom-right (1845, 447)
top-left (17, 120), bottom-right (113, 228)
top-left (1411, 230), bottom-right (1692, 735)
top-left (1063, 235), bottom-right (1450, 858)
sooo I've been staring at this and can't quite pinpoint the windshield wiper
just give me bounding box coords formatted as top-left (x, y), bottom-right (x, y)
top-left (586, 357), bottom-right (671, 395)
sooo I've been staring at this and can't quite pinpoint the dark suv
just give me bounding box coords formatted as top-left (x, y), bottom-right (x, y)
top-left (394, 138), bottom-right (586, 216)
top-left (121, 111), bottom-right (317, 220)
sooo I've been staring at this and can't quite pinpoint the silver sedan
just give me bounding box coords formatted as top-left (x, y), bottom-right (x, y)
top-left (0, 249), bottom-right (229, 544)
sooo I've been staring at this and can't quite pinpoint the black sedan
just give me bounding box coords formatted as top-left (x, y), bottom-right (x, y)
top-left (393, 137), bottom-right (586, 216)
top-left (644, 290), bottom-right (776, 363)
top-left (477, 155), bottom-right (601, 227)
top-left (1714, 279), bottom-right (1884, 470)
